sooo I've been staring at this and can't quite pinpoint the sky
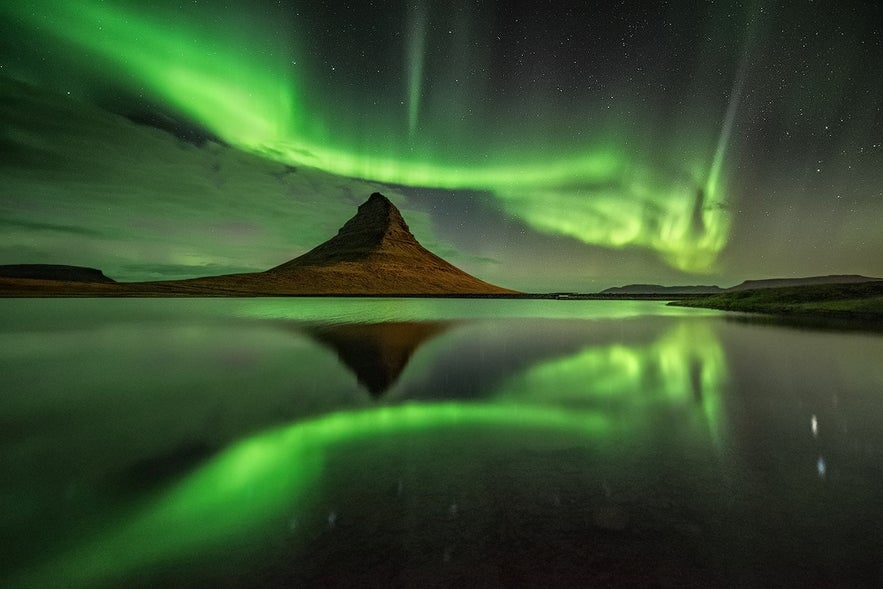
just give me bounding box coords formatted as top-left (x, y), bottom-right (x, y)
top-left (1, 0), bottom-right (881, 291)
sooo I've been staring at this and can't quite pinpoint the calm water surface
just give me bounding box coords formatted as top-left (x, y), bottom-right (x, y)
top-left (1, 298), bottom-right (882, 587)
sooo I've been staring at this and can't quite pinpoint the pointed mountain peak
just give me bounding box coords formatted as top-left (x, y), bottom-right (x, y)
top-left (340, 192), bottom-right (413, 243)
top-left (355, 192), bottom-right (395, 217)
top-left (276, 192), bottom-right (419, 266)
top-left (367, 191), bottom-right (392, 205)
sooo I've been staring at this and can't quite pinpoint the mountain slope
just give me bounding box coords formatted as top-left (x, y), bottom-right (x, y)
top-left (246, 192), bottom-right (515, 294)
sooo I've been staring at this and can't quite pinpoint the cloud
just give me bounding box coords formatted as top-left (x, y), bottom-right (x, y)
top-left (0, 218), bottom-right (108, 238)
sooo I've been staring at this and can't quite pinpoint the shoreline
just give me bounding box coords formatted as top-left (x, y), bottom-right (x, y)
top-left (668, 280), bottom-right (883, 321)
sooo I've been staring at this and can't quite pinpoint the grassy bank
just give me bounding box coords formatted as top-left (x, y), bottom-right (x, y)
top-left (670, 281), bottom-right (883, 319)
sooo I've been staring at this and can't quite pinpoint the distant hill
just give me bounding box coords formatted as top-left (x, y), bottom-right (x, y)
top-left (0, 193), bottom-right (516, 296)
top-left (671, 280), bottom-right (883, 319)
top-left (600, 284), bottom-right (723, 295)
top-left (0, 264), bottom-right (114, 283)
top-left (600, 275), bottom-right (882, 296)
top-left (259, 192), bottom-right (515, 294)
top-left (164, 193), bottom-right (516, 295)
top-left (726, 275), bottom-right (882, 291)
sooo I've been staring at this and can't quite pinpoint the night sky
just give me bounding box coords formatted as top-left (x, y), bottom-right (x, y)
top-left (1, 0), bottom-right (881, 291)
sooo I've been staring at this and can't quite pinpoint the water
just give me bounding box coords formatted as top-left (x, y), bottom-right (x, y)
top-left (1, 298), bottom-right (882, 587)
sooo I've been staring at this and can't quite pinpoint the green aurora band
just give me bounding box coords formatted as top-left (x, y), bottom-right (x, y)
top-left (13, 403), bottom-right (609, 588)
top-left (495, 320), bottom-right (728, 447)
top-left (405, 0), bottom-right (429, 139)
top-left (3, 1), bottom-right (743, 272)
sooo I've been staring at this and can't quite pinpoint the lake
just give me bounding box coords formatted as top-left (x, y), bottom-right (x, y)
top-left (2, 298), bottom-right (882, 587)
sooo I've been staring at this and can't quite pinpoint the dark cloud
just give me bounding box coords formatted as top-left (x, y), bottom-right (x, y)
top-left (0, 218), bottom-right (108, 238)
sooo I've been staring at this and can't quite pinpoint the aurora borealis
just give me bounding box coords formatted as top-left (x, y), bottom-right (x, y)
top-left (1, 1), bottom-right (881, 290)
top-left (15, 403), bottom-right (612, 587)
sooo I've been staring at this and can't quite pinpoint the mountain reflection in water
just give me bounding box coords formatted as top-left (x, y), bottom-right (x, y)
top-left (306, 322), bottom-right (454, 396)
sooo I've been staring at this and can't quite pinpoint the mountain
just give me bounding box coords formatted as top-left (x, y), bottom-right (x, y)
top-left (726, 275), bottom-right (882, 291)
top-left (599, 275), bottom-right (882, 296)
top-left (600, 284), bottom-right (723, 295)
top-left (257, 192), bottom-right (515, 294)
top-left (0, 264), bottom-right (114, 283)
top-left (0, 193), bottom-right (516, 296)
top-left (671, 280), bottom-right (883, 319)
